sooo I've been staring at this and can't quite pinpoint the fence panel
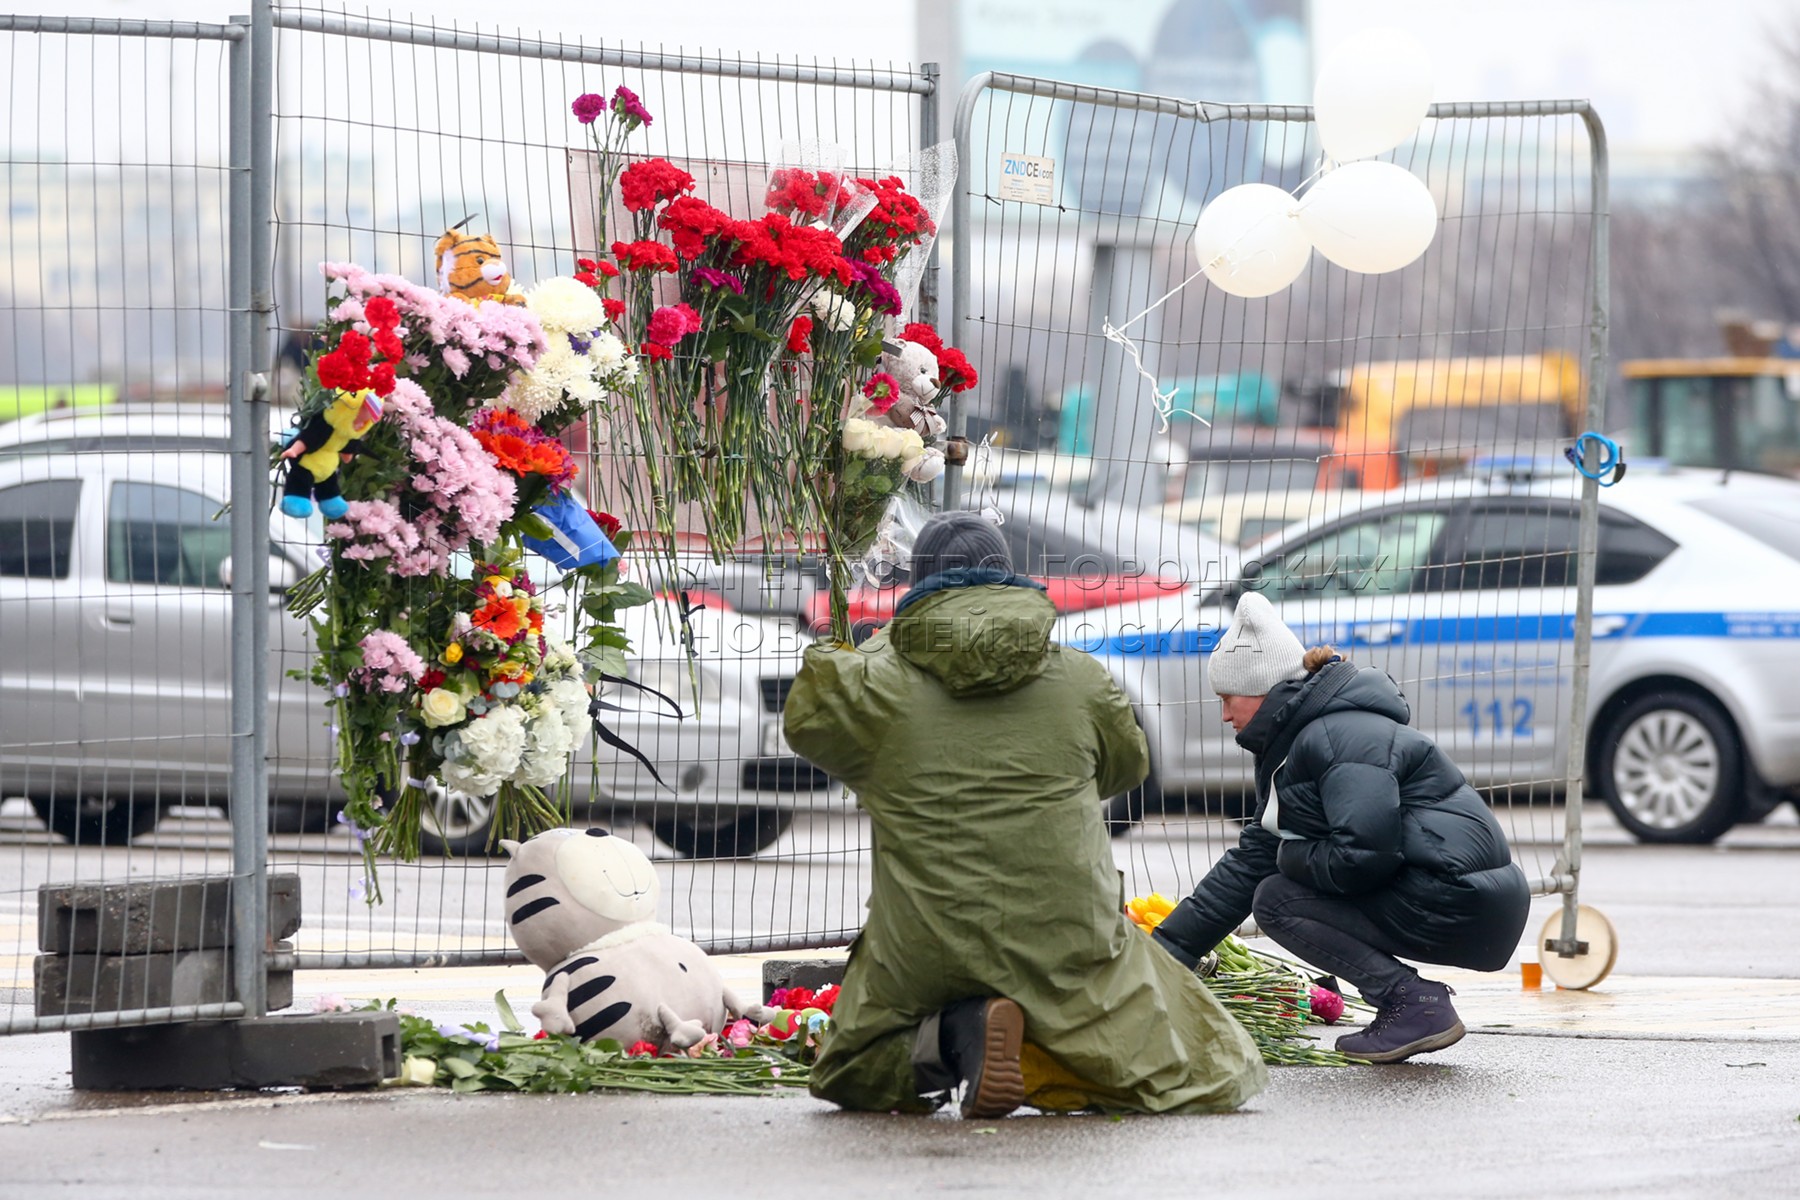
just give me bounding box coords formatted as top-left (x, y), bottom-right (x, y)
top-left (260, 6), bottom-right (936, 968)
top-left (949, 74), bottom-right (1606, 926)
top-left (2, 11), bottom-right (1612, 1030)
top-left (0, 15), bottom-right (256, 1032)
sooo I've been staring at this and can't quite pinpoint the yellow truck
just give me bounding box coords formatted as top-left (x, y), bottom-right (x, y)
top-left (1326, 352), bottom-right (1586, 489)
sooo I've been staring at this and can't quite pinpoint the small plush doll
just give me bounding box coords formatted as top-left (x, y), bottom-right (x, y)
top-left (436, 221), bottom-right (525, 306)
top-left (502, 828), bottom-right (774, 1048)
top-left (279, 388), bottom-right (382, 519)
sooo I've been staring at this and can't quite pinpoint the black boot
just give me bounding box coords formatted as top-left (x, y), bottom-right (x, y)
top-left (1335, 979), bottom-right (1465, 1063)
top-left (938, 997), bottom-right (1026, 1118)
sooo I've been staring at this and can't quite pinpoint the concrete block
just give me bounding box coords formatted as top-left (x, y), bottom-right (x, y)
top-left (70, 1011), bottom-right (400, 1091)
top-left (38, 872), bottom-right (302, 954)
top-left (762, 957), bottom-right (846, 1003)
top-left (34, 941), bottom-right (294, 1016)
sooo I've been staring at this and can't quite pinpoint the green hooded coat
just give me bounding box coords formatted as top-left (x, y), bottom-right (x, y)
top-left (783, 581), bottom-right (1267, 1113)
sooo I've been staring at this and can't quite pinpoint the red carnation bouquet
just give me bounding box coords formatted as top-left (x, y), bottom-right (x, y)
top-left (565, 103), bottom-right (969, 642)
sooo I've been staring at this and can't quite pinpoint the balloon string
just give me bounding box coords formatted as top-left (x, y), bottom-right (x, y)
top-left (1101, 264), bottom-right (1209, 433)
top-left (1100, 154), bottom-right (1332, 434)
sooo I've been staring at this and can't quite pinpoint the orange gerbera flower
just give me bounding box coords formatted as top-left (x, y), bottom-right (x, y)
top-left (473, 597), bottom-right (525, 641)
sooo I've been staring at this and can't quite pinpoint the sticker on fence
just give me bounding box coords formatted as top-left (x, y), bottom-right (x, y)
top-left (996, 152), bottom-right (1056, 205)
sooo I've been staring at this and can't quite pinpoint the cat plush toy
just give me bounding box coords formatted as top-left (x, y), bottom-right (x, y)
top-left (502, 828), bottom-right (774, 1048)
top-left (436, 220), bottom-right (525, 306)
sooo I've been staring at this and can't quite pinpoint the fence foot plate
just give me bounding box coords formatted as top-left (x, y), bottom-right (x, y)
top-left (69, 1012), bottom-right (400, 1091)
top-left (1539, 904), bottom-right (1618, 990)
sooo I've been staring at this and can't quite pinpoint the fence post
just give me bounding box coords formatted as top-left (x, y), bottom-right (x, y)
top-left (1548, 106), bottom-right (1611, 956)
top-left (226, 6), bottom-right (272, 1018)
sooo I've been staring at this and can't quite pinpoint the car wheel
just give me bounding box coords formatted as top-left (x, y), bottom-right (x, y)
top-left (28, 794), bottom-right (163, 846)
top-left (269, 798), bottom-right (342, 834)
top-left (1597, 691), bottom-right (1744, 844)
top-left (651, 808), bottom-right (793, 858)
top-left (418, 784), bottom-right (502, 857)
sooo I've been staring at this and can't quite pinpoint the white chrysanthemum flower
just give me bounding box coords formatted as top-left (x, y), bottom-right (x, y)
top-left (458, 706), bottom-right (527, 780)
top-left (495, 343), bottom-right (586, 422)
top-left (589, 329), bottom-right (628, 370)
top-left (809, 291), bottom-right (856, 332)
top-left (526, 276), bottom-right (608, 334)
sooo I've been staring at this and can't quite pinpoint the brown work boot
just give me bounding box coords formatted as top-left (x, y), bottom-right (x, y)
top-left (941, 996), bottom-right (1027, 1118)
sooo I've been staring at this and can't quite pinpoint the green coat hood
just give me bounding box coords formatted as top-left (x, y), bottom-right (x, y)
top-left (887, 583), bottom-right (1054, 698)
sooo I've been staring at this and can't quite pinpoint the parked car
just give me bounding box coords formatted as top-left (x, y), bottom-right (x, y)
top-left (1157, 430), bottom-right (1350, 545)
top-left (0, 408), bottom-right (833, 857)
top-left (802, 487), bottom-right (1234, 639)
top-left (1057, 463), bottom-right (1800, 843)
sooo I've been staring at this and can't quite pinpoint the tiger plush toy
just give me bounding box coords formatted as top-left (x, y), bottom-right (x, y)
top-left (435, 220), bottom-right (525, 305)
top-left (502, 828), bottom-right (773, 1048)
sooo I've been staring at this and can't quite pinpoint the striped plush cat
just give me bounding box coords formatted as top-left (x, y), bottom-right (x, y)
top-left (501, 828), bottom-right (772, 1049)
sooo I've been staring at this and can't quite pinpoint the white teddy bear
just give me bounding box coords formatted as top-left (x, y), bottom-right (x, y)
top-left (885, 339), bottom-right (940, 400)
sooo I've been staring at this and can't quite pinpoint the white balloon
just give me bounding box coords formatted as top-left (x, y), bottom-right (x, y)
top-left (1191, 183), bottom-right (1312, 299)
top-left (1296, 161), bottom-right (1439, 274)
top-left (1312, 29), bottom-right (1434, 163)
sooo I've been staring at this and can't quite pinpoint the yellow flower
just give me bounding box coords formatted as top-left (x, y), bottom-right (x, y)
top-left (443, 643), bottom-right (464, 665)
top-left (1125, 892), bottom-right (1176, 935)
top-left (483, 575), bottom-right (506, 590)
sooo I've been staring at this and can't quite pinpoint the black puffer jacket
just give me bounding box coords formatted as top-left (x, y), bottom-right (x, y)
top-left (1156, 660), bottom-right (1528, 970)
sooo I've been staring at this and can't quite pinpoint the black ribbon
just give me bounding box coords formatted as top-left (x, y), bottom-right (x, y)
top-left (588, 672), bottom-right (684, 792)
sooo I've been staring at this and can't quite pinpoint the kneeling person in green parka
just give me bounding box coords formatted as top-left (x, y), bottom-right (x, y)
top-left (783, 512), bottom-right (1267, 1117)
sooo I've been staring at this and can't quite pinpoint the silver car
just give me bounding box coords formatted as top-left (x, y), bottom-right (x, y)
top-left (0, 405), bottom-right (832, 856)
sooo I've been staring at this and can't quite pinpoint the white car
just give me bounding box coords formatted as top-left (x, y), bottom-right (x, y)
top-left (0, 405), bottom-right (832, 857)
top-left (1058, 463), bottom-right (1800, 844)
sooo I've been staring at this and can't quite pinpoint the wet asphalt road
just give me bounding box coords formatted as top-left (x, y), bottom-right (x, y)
top-left (1, 805), bottom-right (1798, 1196)
top-left (1, 1034), bottom-right (1797, 1198)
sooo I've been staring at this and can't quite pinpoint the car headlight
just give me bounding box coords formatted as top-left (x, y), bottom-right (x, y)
top-left (625, 658), bottom-right (718, 711)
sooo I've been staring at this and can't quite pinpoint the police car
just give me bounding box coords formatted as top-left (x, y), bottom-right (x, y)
top-left (1058, 463), bottom-right (1800, 844)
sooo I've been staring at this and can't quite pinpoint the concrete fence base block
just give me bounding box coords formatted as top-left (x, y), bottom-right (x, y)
top-left (38, 873), bottom-right (302, 954)
top-left (35, 941), bottom-right (295, 1016)
top-left (70, 1011), bottom-right (401, 1091)
top-left (761, 957), bottom-right (847, 1003)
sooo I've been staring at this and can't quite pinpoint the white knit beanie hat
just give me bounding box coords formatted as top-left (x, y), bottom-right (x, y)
top-left (1207, 591), bottom-right (1308, 698)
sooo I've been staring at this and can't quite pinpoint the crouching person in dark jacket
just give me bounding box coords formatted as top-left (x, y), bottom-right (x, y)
top-left (1153, 591), bottom-right (1531, 1063)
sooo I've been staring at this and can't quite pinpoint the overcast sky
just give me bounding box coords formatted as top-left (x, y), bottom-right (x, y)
top-left (17, 0), bottom-right (1797, 156)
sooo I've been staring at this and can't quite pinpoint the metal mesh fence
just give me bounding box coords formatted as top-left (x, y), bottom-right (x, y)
top-left (0, 6), bottom-right (1615, 1036)
top-left (260, 7), bottom-right (935, 968)
top-left (949, 74), bottom-right (1605, 914)
top-left (0, 17), bottom-right (252, 1031)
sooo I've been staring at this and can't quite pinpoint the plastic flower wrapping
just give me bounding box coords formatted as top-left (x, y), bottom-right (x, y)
top-left (569, 109), bottom-right (976, 643)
